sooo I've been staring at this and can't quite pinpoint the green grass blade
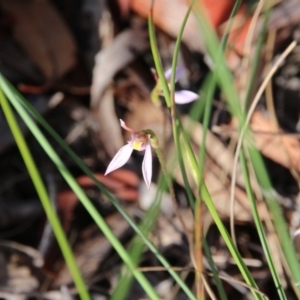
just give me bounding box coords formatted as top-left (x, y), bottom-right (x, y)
top-left (148, 9), bottom-right (170, 107)
top-left (169, 0), bottom-right (196, 209)
top-left (240, 148), bottom-right (287, 300)
top-left (203, 238), bottom-right (228, 300)
top-left (200, 183), bottom-right (263, 300)
top-left (191, 1), bottom-right (243, 121)
top-left (198, 0), bottom-right (242, 174)
top-left (248, 145), bottom-right (300, 295)
top-left (111, 188), bottom-right (162, 300)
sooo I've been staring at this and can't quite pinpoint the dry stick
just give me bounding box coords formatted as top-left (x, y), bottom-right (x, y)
top-left (229, 40), bottom-right (297, 245)
top-left (206, 272), bottom-right (270, 300)
top-left (201, 273), bottom-right (217, 300)
top-left (194, 195), bottom-right (204, 299)
top-left (214, 126), bottom-right (300, 138)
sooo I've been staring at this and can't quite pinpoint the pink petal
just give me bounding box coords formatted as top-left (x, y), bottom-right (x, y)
top-left (120, 119), bottom-right (135, 133)
top-left (174, 90), bottom-right (199, 104)
top-left (105, 144), bottom-right (133, 175)
top-left (142, 144), bottom-right (152, 188)
top-left (164, 66), bottom-right (185, 82)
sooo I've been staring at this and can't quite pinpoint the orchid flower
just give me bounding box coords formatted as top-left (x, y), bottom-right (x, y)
top-left (104, 120), bottom-right (153, 188)
top-left (151, 66), bottom-right (199, 105)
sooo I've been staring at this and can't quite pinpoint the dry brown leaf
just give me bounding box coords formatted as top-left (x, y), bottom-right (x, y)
top-left (251, 111), bottom-right (300, 172)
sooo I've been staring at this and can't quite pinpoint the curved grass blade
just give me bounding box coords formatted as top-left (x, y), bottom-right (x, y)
top-left (111, 186), bottom-right (163, 300)
top-left (240, 148), bottom-right (287, 300)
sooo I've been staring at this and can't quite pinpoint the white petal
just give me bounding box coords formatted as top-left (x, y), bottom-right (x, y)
top-left (120, 119), bottom-right (134, 133)
top-left (174, 90), bottom-right (199, 104)
top-left (164, 66), bottom-right (185, 82)
top-left (164, 68), bottom-right (172, 81)
top-left (142, 144), bottom-right (152, 188)
top-left (105, 144), bottom-right (133, 175)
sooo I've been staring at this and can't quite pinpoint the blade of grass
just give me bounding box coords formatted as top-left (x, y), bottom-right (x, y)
top-left (203, 238), bottom-right (228, 300)
top-left (0, 89), bottom-right (90, 300)
top-left (198, 0), bottom-right (242, 175)
top-left (164, 2), bottom-right (249, 294)
top-left (248, 146), bottom-right (300, 296)
top-left (111, 185), bottom-right (163, 300)
top-left (148, 2), bottom-right (170, 107)
top-left (200, 183), bottom-right (263, 300)
top-left (169, 0), bottom-right (196, 210)
top-left (240, 148), bottom-right (287, 300)
top-left (229, 1), bottom-right (270, 245)
top-left (191, 1), bottom-right (243, 120)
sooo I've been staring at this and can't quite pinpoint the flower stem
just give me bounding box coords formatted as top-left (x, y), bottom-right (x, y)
top-left (146, 130), bottom-right (190, 234)
top-left (143, 129), bottom-right (200, 294)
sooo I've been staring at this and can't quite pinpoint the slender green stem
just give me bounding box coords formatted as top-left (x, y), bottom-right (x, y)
top-left (169, 0), bottom-right (196, 209)
top-left (150, 4), bottom-right (201, 286)
top-left (200, 183), bottom-right (263, 300)
top-left (151, 131), bottom-right (203, 298)
top-left (248, 145), bottom-right (300, 295)
top-left (147, 130), bottom-right (190, 236)
top-left (148, 7), bottom-right (170, 107)
top-left (191, 0), bottom-right (243, 120)
top-left (111, 192), bottom-right (162, 300)
top-left (199, 0), bottom-right (242, 177)
top-left (203, 238), bottom-right (228, 300)
top-left (240, 148), bottom-right (287, 300)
